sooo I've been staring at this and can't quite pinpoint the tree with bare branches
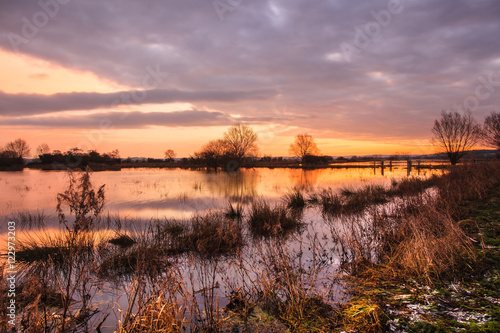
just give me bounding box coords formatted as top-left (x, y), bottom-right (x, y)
top-left (164, 149), bottom-right (176, 161)
top-left (3, 138), bottom-right (31, 159)
top-left (482, 111), bottom-right (500, 149)
top-left (195, 139), bottom-right (227, 169)
top-left (289, 133), bottom-right (320, 161)
top-left (36, 143), bottom-right (51, 156)
top-left (222, 124), bottom-right (259, 161)
top-left (431, 110), bottom-right (481, 165)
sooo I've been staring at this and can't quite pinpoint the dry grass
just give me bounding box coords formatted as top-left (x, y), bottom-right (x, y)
top-left (117, 271), bottom-right (190, 333)
top-left (334, 161), bottom-right (500, 283)
top-left (249, 200), bottom-right (303, 238)
top-left (184, 212), bottom-right (244, 257)
top-left (382, 204), bottom-right (475, 281)
top-left (284, 188), bottom-right (306, 210)
top-left (224, 201), bottom-right (244, 220)
top-left (436, 161), bottom-right (500, 218)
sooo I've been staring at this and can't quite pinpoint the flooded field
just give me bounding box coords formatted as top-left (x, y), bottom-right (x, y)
top-left (0, 166), bottom-right (442, 332)
top-left (0, 166), bottom-right (435, 221)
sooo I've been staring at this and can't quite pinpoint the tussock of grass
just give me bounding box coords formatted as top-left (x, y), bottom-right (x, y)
top-left (284, 188), bottom-right (306, 210)
top-left (314, 184), bottom-right (390, 216)
top-left (390, 175), bottom-right (437, 196)
top-left (16, 231), bottom-right (96, 272)
top-left (315, 189), bottom-right (343, 215)
top-left (183, 212), bottom-right (244, 257)
top-left (224, 201), bottom-right (244, 220)
top-left (249, 200), bottom-right (302, 238)
top-left (251, 240), bottom-right (336, 331)
top-left (108, 233), bottom-right (136, 248)
top-left (383, 205), bottom-right (475, 281)
top-left (151, 213), bottom-right (244, 257)
top-left (98, 245), bottom-right (169, 279)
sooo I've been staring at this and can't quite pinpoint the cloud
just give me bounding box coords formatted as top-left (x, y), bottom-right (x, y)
top-left (0, 110), bottom-right (277, 129)
top-left (1, 0), bottom-right (500, 140)
top-left (0, 88), bottom-right (279, 116)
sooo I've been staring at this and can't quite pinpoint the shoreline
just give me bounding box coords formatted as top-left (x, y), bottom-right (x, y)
top-left (8, 160), bottom-right (452, 172)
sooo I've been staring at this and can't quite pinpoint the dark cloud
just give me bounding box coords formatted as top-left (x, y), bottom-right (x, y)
top-left (0, 88), bottom-right (278, 116)
top-left (0, 110), bottom-right (276, 129)
top-left (1, 0), bottom-right (500, 139)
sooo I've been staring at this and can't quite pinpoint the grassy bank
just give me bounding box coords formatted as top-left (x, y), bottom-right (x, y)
top-left (336, 162), bottom-right (500, 332)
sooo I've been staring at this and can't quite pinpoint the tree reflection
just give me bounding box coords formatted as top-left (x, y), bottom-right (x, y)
top-left (203, 169), bottom-right (259, 202)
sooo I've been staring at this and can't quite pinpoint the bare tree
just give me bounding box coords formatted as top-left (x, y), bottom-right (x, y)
top-left (164, 149), bottom-right (176, 161)
top-left (36, 143), bottom-right (51, 156)
top-left (431, 110), bottom-right (481, 165)
top-left (289, 133), bottom-right (320, 161)
top-left (483, 111), bottom-right (500, 149)
top-left (195, 139), bottom-right (226, 169)
top-left (4, 138), bottom-right (31, 159)
top-left (108, 149), bottom-right (120, 159)
top-left (222, 124), bottom-right (259, 161)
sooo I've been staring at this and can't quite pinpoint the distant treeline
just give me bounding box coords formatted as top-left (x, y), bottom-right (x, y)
top-left (37, 149), bottom-right (121, 167)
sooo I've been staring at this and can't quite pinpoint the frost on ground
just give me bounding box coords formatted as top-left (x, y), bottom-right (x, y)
top-left (383, 274), bottom-right (500, 332)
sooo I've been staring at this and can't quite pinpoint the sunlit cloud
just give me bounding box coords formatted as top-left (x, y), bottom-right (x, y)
top-left (1, 0), bottom-right (499, 157)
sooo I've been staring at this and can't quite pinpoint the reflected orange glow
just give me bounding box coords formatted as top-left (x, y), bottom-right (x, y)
top-left (0, 168), bottom-right (442, 221)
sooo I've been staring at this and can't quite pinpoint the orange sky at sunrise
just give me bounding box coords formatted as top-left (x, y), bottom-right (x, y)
top-left (0, 50), bottom-right (434, 158)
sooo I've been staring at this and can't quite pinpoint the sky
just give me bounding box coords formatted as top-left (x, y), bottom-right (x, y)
top-left (1, 0), bottom-right (499, 158)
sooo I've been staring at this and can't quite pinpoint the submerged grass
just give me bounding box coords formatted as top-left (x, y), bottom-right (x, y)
top-left (315, 175), bottom-right (439, 217)
top-left (182, 212), bottom-right (244, 257)
top-left (224, 201), bottom-right (244, 220)
top-left (10, 209), bottom-right (47, 229)
top-left (249, 200), bottom-right (303, 238)
top-left (284, 188), bottom-right (306, 210)
top-left (108, 233), bottom-right (136, 248)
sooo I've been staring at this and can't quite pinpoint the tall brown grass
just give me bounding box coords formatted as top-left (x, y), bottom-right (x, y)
top-left (333, 161), bottom-right (500, 282)
top-left (117, 269), bottom-right (190, 333)
top-left (249, 200), bottom-right (303, 238)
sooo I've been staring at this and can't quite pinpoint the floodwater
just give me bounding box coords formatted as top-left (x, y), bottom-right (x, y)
top-left (0, 166), bottom-right (441, 332)
top-left (0, 166), bottom-right (434, 222)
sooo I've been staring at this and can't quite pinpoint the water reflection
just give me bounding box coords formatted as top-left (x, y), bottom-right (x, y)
top-left (288, 169), bottom-right (320, 190)
top-left (0, 167), bottom-right (441, 222)
top-left (202, 170), bottom-right (259, 202)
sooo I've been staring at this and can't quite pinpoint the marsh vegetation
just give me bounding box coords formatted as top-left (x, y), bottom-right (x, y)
top-left (1, 162), bottom-right (499, 332)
